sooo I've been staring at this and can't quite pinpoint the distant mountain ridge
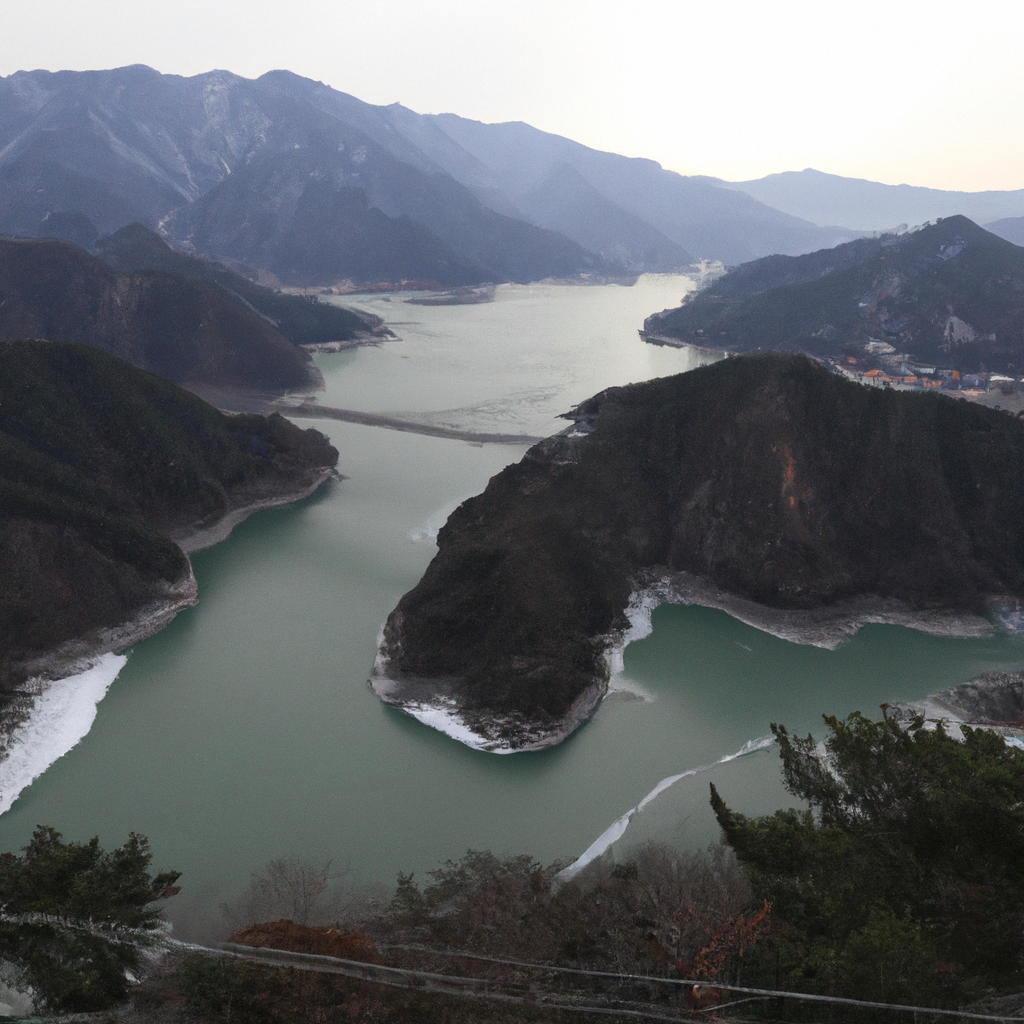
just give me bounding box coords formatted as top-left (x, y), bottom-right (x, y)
top-left (0, 66), bottom-right (622, 283)
top-left (3, 66), bottom-right (1022, 282)
top-left (716, 168), bottom-right (1024, 239)
top-left (645, 216), bottom-right (1024, 376)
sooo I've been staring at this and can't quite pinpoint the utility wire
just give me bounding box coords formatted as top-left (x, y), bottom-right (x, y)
top-left (379, 942), bottom-right (1024, 1022)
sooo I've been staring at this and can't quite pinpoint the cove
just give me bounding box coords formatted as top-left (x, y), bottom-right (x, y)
top-left (0, 276), bottom-right (1021, 937)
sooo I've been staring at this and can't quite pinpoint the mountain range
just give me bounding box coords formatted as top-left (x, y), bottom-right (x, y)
top-left (2, 65), bottom-right (1023, 285)
top-left (0, 65), bottom-right (891, 281)
top-left (715, 168), bottom-right (1024, 236)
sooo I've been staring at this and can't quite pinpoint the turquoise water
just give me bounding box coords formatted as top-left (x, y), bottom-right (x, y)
top-left (0, 276), bottom-right (1021, 934)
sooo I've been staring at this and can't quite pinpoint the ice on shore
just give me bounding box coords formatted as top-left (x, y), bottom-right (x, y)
top-left (554, 734), bottom-right (775, 885)
top-left (0, 654), bottom-right (126, 816)
top-left (408, 494), bottom-right (476, 544)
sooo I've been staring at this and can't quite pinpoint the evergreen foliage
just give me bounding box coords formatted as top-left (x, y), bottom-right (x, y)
top-left (711, 713), bottom-right (1024, 1005)
top-left (0, 826), bottom-right (179, 1012)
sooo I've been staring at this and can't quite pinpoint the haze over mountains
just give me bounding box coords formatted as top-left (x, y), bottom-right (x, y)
top-left (715, 168), bottom-right (1024, 238)
top-left (7, 64), bottom-right (1022, 287)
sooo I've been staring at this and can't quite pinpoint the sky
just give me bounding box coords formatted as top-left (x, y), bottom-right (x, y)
top-left (2, 0), bottom-right (1022, 193)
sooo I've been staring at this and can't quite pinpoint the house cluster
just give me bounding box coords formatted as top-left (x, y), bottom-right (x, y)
top-left (830, 355), bottom-right (1020, 395)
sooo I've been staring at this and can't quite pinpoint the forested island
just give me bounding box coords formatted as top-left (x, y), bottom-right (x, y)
top-left (374, 353), bottom-right (1024, 750)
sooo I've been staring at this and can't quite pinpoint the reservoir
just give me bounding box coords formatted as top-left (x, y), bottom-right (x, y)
top-left (1, 275), bottom-right (1022, 934)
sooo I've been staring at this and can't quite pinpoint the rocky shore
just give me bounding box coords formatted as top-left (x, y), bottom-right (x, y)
top-left (172, 471), bottom-right (335, 553)
top-left (885, 670), bottom-right (1024, 739)
top-left (373, 354), bottom-right (1024, 752)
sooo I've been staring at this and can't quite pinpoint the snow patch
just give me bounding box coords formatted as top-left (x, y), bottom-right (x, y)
top-left (0, 654), bottom-right (126, 816)
top-left (400, 700), bottom-right (520, 753)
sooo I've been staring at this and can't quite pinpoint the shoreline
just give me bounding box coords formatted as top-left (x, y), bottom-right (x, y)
top-left (0, 473), bottom-right (335, 816)
top-left (0, 568), bottom-right (198, 815)
top-left (173, 470), bottom-right (335, 553)
top-left (370, 571), bottom-right (997, 755)
top-left (609, 570), bottom-right (994, 655)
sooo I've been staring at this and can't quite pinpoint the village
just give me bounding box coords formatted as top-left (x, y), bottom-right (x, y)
top-left (826, 353), bottom-right (1024, 414)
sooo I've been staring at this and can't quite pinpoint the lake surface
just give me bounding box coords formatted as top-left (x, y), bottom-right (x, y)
top-left (2, 276), bottom-right (1022, 935)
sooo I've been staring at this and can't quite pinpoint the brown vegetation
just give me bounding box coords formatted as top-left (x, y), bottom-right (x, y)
top-left (229, 920), bottom-right (381, 963)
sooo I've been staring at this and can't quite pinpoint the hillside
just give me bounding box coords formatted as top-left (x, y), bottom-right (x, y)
top-left (94, 224), bottom-right (389, 347)
top-left (425, 113), bottom-right (860, 265)
top-left (515, 163), bottom-right (694, 272)
top-left (0, 237), bottom-right (321, 392)
top-left (0, 66), bottom-right (620, 285)
top-left (373, 354), bottom-right (1024, 750)
top-left (645, 217), bottom-right (1024, 375)
top-left (0, 339), bottom-right (338, 694)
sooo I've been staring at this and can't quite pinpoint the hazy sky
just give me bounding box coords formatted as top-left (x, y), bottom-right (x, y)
top-left (3, 0), bottom-right (1021, 192)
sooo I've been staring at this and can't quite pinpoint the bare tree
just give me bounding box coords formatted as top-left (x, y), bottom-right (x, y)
top-left (221, 855), bottom-right (347, 931)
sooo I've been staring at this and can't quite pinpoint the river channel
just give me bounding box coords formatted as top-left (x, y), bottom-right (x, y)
top-left (1, 275), bottom-right (1022, 935)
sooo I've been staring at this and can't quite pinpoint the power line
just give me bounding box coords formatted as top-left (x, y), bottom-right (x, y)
top-left (380, 942), bottom-right (1024, 1022)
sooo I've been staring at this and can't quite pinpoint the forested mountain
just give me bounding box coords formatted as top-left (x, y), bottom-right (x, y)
top-left (0, 236), bottom-right (320, 391)
top-left (94, 223), bottom-right (388, 346)
top-left (375, 354), bottom-right (1024, 750)
top-left (0, 339), bottom-right (337, 691)
top-left (646, 216), bottom-right (1024, 375)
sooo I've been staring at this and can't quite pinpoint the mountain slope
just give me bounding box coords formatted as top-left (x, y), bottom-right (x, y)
top-left (0, 67), bottom-right (619, 286)
top-left (985, 216), bottom-right (1024, 248)
top-left (95, 223), bottom-right (390, 345)
top-left (0, 237), bottom-right (320, 391)
top-left (0, 339), bottom-right (337, 691)
top-left (373, 354), bottom-right (1024, 750)
top-left (516, 163), bottom-right (694, 272)
top-left (427, 114), bottom-right (860, 265)
top-left (645, 217), bottom-right (1024, 375)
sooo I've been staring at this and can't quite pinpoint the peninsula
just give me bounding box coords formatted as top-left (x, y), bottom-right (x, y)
top-left (643, 217), bottom-right (1024, 377)
top-left (373, 354), bottom-right (1024, 751)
